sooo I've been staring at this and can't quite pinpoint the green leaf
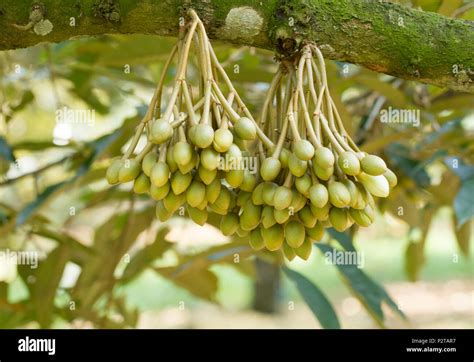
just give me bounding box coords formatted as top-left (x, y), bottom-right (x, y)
top-left (18, 245), bottom-right (70, 328)
top-left (445, 157), bottom-right (474, 181)
top-left (283, 267), bottom-right (340, 329)
top-left (15, 182), bottom-right (67, 226)
top-left (327, 229), bottom-right (355, 252)
top-left (454, 178), bottom-right (474, 227)
top-left (0, 136), bottom-right (15, 163)
top-left (121, 226), bottom-right (172, 284)
top-left (437, 0), bottom-right (463, 16)
top-left (355, 75), bottom-right (408, 108)
top-left (315, 243), bottom-right (405, 326)
top-left (155, 266), bottom-right (219, 302)
top-left (387, 143), bottom-right (431, 187)
top-left (405, 240), bottom-right (425, 281)
top-left (452, 213), bottom-right (470, 256)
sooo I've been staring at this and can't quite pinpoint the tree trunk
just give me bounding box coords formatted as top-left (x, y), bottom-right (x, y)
top-left (253, 258), bottom-right (280, 314)
top-left (0, 0), bottom-right (472, 92)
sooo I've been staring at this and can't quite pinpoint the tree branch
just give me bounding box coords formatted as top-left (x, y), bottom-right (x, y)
top-left (0, 0), bottom-right (472, 92)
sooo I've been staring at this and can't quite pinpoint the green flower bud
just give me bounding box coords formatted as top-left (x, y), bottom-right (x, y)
top-left (187, 206), bottom-right (208, 226)
top-left (225, 169), bottom-right (244, 188)
top-left (150, 161), bottom-right (170, 187)
top-left (294, 139), bottom-right (315, 161)
top-left (206, 178), bottom-right (222, 203)
top-left (288, 153), bottom-right (308, 177)
top-left (220, 212), bottom-right (240, 236)
top-left (309, 184), bottom-right (329, 208)
top-left (262, 206), bottom-right (277, 229)
top-left (260, 157), bottom-right (282, 181)
top-left (273, 186), bottom-right (293, 211)
top-left (357, 173), bottom-right (390, 198)
top-left (328, 181), bottom-right (351, 208)
top-left (262, 224), bottom-right (284, 251)
top-left (133, 173), bottom-right (150, 194)
top-left (118, 159), bottom-right (141, 183)
top-left (295, 238), bottom-right (313, 260)
top-left (295, 173), bottom-right (312, 196)
top-left (213, 128), bottom-right (233, 153)
top-left (150, 182), bottom-right (170, 201)
top-left (361, 155), bottom-right (387, 176)
top-left (285, 220), bottom-right (306, 248)
top-left (384, 169), bottom-right (398, 188)
top-left (274, 208), bottom-right (290, 224)
top-left (240, 171), bottom-right (257, 192)
top-left (142, 152), bottom-right (158, 177)
top-left (173, 141), bottom-right (193, 166)
top-left (299, 205), bottom-right (317, 228)
top-left (306, 222), bottom-right (324, 241)
top-left (234, 117), bottom-right (257, 140)
top-left (194, 124), bottom-right (214, 149)
top-left (156, 201), bottom-right (173, 222)
top-left (283, 243), bottom-right (297, 261)
top-left (171, 171), bottom-right (193, 195)
top-left (310, 202), bottom-right (331, 221)
top-left (150, 118), bottom-right (173, 144)
top-left (329, 207), bottom-right (349, 232)
top-left (337, 151), bottom-right (361, 176)
top-left (186, 181), bottom-right (206, 207)
top-left (200, 148), bottom-right (220, 171)
top-left (106, 158), bottom-right (123, 185)
top-left (262, 182), bottom-right (278, 206)
top-left (249, 229), bottom-right (265, 250)
top-left (240, 201), bottom-right (262, 231)
top-left (163, 191), bottom-right (185, 213)
top-left (313, 164), bottom-right (334, 181)
top-left (198, 165), bottom-right (217, 185)
top-left (314, 147), bottom-right (335, 169)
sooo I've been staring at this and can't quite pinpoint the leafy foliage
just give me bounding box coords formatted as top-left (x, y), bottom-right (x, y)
top-left (0, 0), bottom-right (472, 328)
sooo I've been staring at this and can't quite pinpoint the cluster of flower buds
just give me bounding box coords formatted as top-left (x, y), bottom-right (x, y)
top-left (106, 10), bottom-right (397, 261)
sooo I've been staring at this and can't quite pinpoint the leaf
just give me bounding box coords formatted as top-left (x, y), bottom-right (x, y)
top-left (405, 240), bottom-right (425, 281)
top-left (454, 177), bottom-right (474, 227)
top-left (355, 75), bottom-right (408, 108)
top-left (387, 143), bottom-right (431, 187)
top-left (15, 181), bottom-right (67, 227)
top-left (437, 0), bottom-right (463, 16)
top-left (121, 226), bottom-right (172, 284)
top-left (452, 213), bottom-right (470, 256)
top-left (315, 243), bottom-right (405, 326)
top-left (32, 226), bottom-right (94, 267)
top-left (72, 206), bottom-right (155, 308)
top-left (283, 267), bottom-right (340, 329)
top-left (156, 266), bottom-right (219, 302)
top-left (327, 229), bottom-right (355, 252)
top-left (412, 0), bottom-right (441, 12)
top-left (18, 245), bottom-right (70, 328)
top-left (0, 136), bottom-right (15, 163)
top-left (404, 206), bottom-right (435, 281)
top-left (445, 157), bottom-right (474, 181)
top-left (431, 93), bottom-right (474, 112)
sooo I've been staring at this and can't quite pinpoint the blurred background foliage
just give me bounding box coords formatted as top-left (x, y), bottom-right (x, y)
top-left (0, 0), bottom-right (472, 329)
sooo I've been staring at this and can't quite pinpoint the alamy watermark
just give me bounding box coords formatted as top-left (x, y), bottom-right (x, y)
top-left (55, 106), bottom-right (95, 127)
top-left (380, 106), bottom-right (420, 127)
top-left (218, 154), bottom-right (258, 174)
top-left (0, 249), bottom-right (38, 269)
top-left (324, 249), bottom-right (365, 269)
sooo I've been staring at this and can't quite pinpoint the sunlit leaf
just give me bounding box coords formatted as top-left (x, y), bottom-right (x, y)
top-left (315, 243), bottom-right (404, 326)
top-left (454, 178), bottom-right (474, 227)
top-left (283, 267), bottom-right (340, 329)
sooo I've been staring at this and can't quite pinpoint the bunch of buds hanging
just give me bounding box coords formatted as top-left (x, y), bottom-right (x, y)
top-left (222, 44), bottom-right (398, 261)
top-left (105, 9), bottom-right (271, 227)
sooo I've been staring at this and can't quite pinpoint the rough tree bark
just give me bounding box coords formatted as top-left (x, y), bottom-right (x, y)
top-left (0, 0), bottom-right (473, 92)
